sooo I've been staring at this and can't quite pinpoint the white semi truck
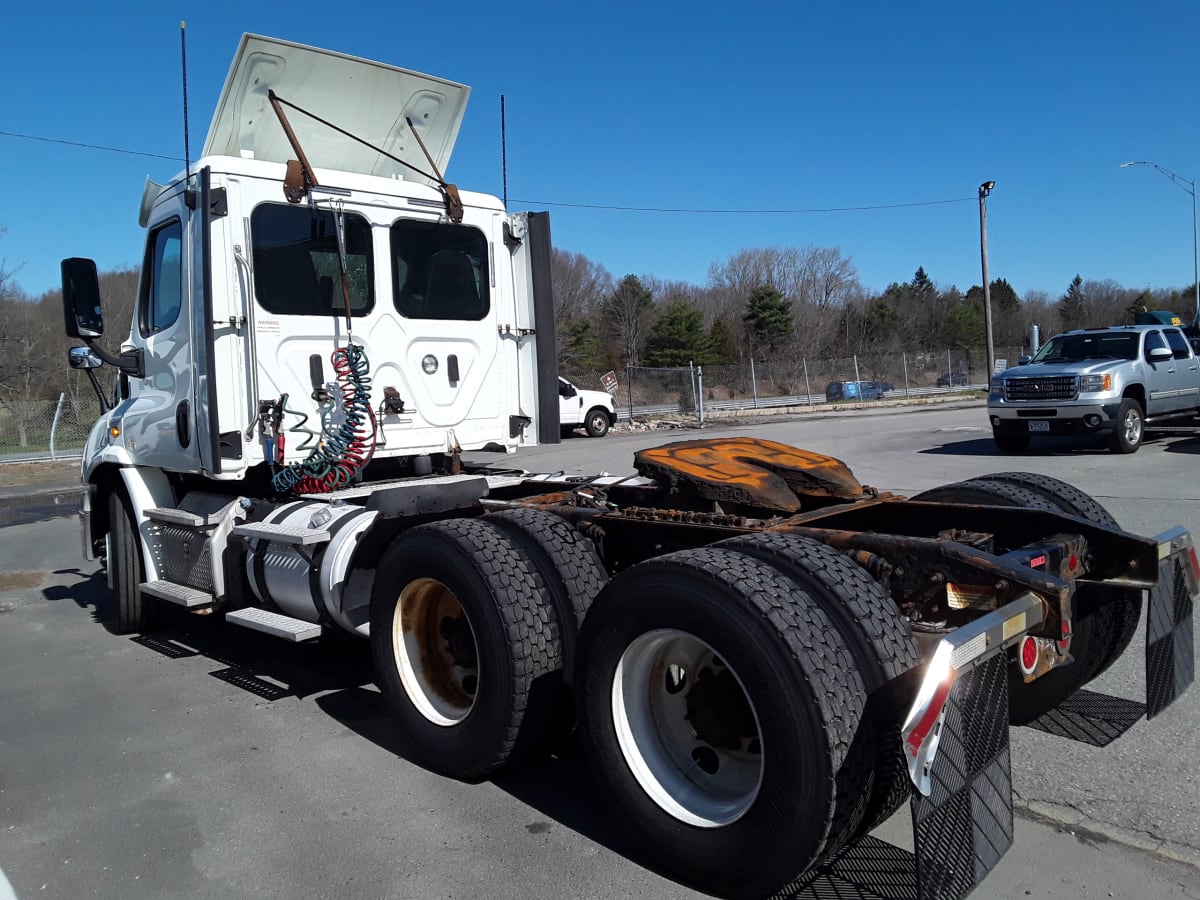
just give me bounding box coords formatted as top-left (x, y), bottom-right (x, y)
top-left (62, 34), bottom-right (1196, 900)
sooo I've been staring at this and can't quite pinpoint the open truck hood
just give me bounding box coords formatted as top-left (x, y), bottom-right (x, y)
top-left (201, 34), bottom-right (470, 186)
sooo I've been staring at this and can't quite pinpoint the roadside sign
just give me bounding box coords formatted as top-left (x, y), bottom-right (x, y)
top-left (994, 358), bottom-right (1007, 374)
top-left (601, 371), bottom-right (619, 394)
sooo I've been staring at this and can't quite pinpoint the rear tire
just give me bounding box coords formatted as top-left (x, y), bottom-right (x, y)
top-left (1109, 398), bottom-right (1144, 453)
top-left (715, 533), bottom-right (918, 844)
top-left (577, 548), bottom-right (867, 899)
top-left (370, 518), bottom-right (563, 778)
top-left (912, 477), bottom-right (1137, 724)
top-left (993, 431), bottom-right (1030, 453)
top-left (584, 408), bottom-right (610, 437)
top-left (974, 472), bottom-right (1142, 689)
top-left (484, 507), bottom-right (607, 682)
top-left (107, 492), bottom-right (155, 634)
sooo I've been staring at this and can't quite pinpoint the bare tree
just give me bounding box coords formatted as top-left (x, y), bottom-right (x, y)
top-left (550, 249), bottom-right (613, 369)
top-left (601, 275), bottom-right (655, 366)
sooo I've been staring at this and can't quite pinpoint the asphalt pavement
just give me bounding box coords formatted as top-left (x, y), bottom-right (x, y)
top-left (2, 402), bottom-right (1200, 899)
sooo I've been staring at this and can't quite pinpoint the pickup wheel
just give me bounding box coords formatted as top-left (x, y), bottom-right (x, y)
top-left (715, 533), bottom-right (919, 847)
top-left (913, 477), bottom-right (1138, 724)
top-left (993, 431), bottom-right (1030, 453)
top-left (576, 548), bottom-right (868, 899)
top-left (1109, 398), bottom-right (1144, 453)
top-left (584, 407), bottom-right (611, 437)
top-left (107, 492), bottom-right (156, 634)
top-left (370, 518), bottom-right (563, 778)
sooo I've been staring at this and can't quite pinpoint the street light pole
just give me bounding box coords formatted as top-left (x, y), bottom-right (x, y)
top-left (979, 180), bottom-right (997, 380)
top-left (1120, 161), bottom-right (1199, 326)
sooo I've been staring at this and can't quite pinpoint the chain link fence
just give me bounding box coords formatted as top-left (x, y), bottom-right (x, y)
top-left (5, 346), bottom-right (1023, 460)
top-left (0, 396), bottom-right (96, 462)
top-left (565, 346), bottom-right (1026, 420)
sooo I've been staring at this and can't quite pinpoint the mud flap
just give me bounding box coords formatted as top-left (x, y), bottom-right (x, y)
top-left (911, 652), bottom-right (1013, 900)
top-left (1146, 540), bottom-right (1196, 718)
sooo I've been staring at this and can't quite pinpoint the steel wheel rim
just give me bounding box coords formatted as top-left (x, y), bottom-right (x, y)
top-left (612, 629), bottom-right (764, 828)
top-left (589, 413), bottom-right (607, 433)
top-left (392, 577), bottom-right (479, 726)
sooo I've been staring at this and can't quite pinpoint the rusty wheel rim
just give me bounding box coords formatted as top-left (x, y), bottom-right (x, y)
top-left (392, 577), bottom-right (479, 726)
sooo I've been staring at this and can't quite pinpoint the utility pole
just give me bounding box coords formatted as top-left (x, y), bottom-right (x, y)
top-left (979, 180), bottom-right (997, 380)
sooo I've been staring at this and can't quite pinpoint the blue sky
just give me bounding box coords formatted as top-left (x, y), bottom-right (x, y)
top-left (3, 1), bottom-right (1199, 303)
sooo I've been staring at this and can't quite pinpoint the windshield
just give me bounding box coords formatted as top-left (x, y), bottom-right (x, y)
top-left (1030, 332), bottom-right (1139, 363)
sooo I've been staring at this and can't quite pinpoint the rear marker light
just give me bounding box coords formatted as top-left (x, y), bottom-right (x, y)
top-left (1069, 554), bottom-right (1078, 571)
top-left (1190, 547), bottom-right (1200, 581)
top-left (1019, 636), bottom-right (1038, 675)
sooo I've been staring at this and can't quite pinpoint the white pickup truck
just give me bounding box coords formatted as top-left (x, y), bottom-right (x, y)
top-left (559, 376), bottom-right (616, 437)
top-left (988, 324), bottom-right (1200, 453)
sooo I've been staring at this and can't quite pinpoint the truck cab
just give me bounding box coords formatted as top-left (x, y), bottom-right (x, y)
top-left (64, 34), bottom-right (558, 500)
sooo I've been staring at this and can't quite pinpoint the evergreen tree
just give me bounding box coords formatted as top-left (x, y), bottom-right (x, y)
top-left (707, 315), bottom-right (740, 363)
top-left (1059, 275), bottom-right (1088, 330)
top-left (644, 298), bottom-right (714, 367)
top-left (742, 284), bottom-right (793, 353)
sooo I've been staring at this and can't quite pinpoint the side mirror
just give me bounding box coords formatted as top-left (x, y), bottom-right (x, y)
top-left (560, 382), bottom-right (577, 398)
top-left (1147, 346), bottom-right (1173, 362)
top-left (61, 258), bottom-right (104, 338)
top-left (1018, 355), bottom-right (1032, 365)
top-left (69, 347), bottom-right (103, 369)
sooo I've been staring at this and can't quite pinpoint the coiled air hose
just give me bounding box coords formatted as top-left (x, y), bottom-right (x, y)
top-left (271, 342), bottom-right (377, 494)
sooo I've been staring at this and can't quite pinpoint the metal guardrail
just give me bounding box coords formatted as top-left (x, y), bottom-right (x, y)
top-left (615, 384), bottom-right (983, 420)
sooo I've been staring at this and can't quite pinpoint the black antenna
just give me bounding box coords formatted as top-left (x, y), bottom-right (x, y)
top-left (180, 21), bottom-right (192, 191)
top-left (500, 94), bottom-right (508, 208)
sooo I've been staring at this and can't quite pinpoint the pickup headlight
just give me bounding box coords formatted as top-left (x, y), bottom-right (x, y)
top-left (1079, 374), bottom-right (1112, 392)
top-left (989, 377), bottom-right (1003, 394)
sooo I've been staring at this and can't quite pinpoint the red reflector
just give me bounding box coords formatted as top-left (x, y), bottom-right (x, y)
top-left (1057, 618), bottom-right (1072, 653)
top-left (1029, 554), bottom-right (1047, 569)
top-left (1020, 636), bottom-right (1038, 673)
top-left (1069, 554), bottom-right (1078, 571)
top-left (1190, 547), bottom-right (1200, 580)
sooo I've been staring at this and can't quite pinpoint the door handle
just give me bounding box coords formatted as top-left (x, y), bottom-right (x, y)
top-left (176, 400), bottom-right (191, 448)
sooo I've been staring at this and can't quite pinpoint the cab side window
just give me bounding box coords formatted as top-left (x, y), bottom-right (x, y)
top-left (1144, 330), bottom-right (1168, 359)
top-left (1164, 328), bottom-right (1192, 360)
top-left (139, 220), bottom-right (183, 336)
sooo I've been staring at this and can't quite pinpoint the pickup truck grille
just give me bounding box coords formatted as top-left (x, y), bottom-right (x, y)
top-left (1004, 376), bottom-right (1078, 401)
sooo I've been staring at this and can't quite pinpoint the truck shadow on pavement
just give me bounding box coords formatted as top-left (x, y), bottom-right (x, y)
top-left (45, 569), bottom-right (923, 899)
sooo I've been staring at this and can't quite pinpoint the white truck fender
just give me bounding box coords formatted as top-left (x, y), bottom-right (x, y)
top-left (118, 466), bottom-right (176, 584)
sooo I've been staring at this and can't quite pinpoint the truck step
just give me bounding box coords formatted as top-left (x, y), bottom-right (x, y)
top-left (231, 522), bottom-right (331, 546)
top-left (225, 607), bottom-right (322, 642)
top-left (140, 580), bottom-right (213, 608)
top-left (145, 507), bottom-right (214, 528)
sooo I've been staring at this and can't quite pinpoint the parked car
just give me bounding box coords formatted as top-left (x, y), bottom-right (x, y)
top-left (937, 371), bottom-right (971, 388)
top-left (825, 380), bottom-right (887, 402)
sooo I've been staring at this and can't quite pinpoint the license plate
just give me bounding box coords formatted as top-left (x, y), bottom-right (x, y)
top-left (1028, 420), bottom-right (1050, 432)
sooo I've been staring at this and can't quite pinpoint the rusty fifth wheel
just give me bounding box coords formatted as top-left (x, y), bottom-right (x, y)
top-left (369, 518), bottom-right (564, 778)
top-left (576, 547), bottom-right (869, 899)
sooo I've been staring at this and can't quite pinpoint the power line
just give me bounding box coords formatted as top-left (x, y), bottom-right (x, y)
top-left (0, 129), bottom-right (182, 162)
top-left (0, 128), bottom-right (975, 215)
top-left (508, 197), bottom-right (976, 214)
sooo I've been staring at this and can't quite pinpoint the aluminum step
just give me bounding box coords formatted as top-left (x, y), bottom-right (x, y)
top-left (145, 507), bottom-right (213, 528)
top-left (231, 522), bottom-right (331, 546)
top-left (225, 607), bottom-right (322, 642)
top-left (140, 579), bottom-right (213, 608)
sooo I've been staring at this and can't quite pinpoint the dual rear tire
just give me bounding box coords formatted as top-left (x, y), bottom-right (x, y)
top-left (576, 539), bottom-right (916, 898)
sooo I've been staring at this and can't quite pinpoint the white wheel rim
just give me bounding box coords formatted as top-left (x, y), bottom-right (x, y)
top-left (392, 577), bottom-right (479, 726)
top-left (612, 629), bottom-right (764, 828)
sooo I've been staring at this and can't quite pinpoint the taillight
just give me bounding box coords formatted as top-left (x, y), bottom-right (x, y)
top-left (1019, 636), bottom-right (1039, 675)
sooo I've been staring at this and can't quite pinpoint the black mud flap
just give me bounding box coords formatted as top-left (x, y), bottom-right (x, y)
top-left (1146, 545), bottom-right (1196, 718)
top-left (911, 653), bottom-right (1013, 900)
